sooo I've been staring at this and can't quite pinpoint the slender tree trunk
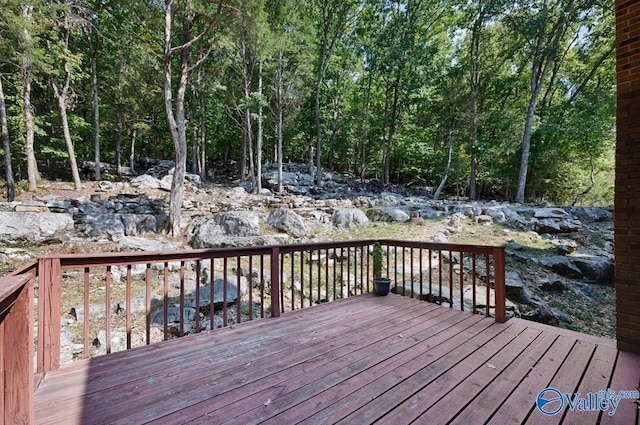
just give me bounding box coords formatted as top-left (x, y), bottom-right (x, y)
top-left (469, 5), bottom-right (482, 200)
top-left (327, 94), bottom-right (339, 171)
top-left (0, 77), bottom-right (15, 201)
top-left (115, 113), bottom-right (123, 176)
top-left (384, 74), bottom-right (402, 185)
top-left (164, 1), bottom-right (189, 235)
top-left (515, 0), bottom-right (575, 203)
top-left (51, 81), bottom-right (82, 190)
top-left (87, 31), bottom-right (101, 181)
top-left (276, 50), bottom-right (284, 194)
top-left (360, 73), bottom-right (372, 180)
top-left (256, 58), bottom-right (263, 193)
top-left (314, 78), bottom-right (323, 187)
top-left (191, 110), bottom-right (198, 174)
top-left (434, 131), bottom-right (454, 200)
top-left (198, 61), bottom-right (206, 180)
top-left (129, 127), bottom-right (137, 173)
top-left (516, 90), bottom-right (540, 203)
top-left (21, 5), bottom-right (39, 192)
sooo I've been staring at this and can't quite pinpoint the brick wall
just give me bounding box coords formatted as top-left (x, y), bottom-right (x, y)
top-left (616, 0), bottom-right (640, 353)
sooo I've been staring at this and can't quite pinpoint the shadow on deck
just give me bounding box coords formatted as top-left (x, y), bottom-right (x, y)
top-left (34, 294), bottom-right (640, 425)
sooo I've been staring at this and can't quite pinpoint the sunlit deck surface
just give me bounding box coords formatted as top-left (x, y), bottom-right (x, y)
top-left (34, 293), bottom-right (640, 425)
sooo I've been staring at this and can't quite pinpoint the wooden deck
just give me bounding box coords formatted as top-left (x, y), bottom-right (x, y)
top-left (34, 293), bottom-right (640, 425)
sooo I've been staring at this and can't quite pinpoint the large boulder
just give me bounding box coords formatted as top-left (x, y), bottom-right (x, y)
top-left (193, 277), bottom-right (248, 307)
top-left (541, 254), bottom-right (614, 284)
top-left (214, 211), bottom-right (260, 236)
top-left (573, 255), bottom-right (615, 285)
top-left (267, 208), bottom-right (307, 238)
top-left (331, 208), bottom-right (369, 229)
top-left (541, 256), bottom-right (584, 280)
top-left (532, 208), bottom-right (581, 233)
top-left (130, 174), bottom-right (171, 191)
top-left (505, 271), bottom-right (532, 304)
top-left (81, 214), bottom-right (161, 240)
top-left (188, 211), bottom-right (262, 248)
top-left (0, 212), bottom-right (74, 243)
top-left (366, 207), bottom-right (410, 223)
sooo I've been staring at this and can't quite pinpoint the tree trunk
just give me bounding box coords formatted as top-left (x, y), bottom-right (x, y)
top-left (164, 0), bottom-right (188, 236)
top-left (115, 113), bottom-right (123, 176)
top-left (516, 93), bottom-right (539, 203)
top-left (198, 60), bottom-right (206, 180)
top-left (433, 131), bottom-right (454, 200)
top-left (0, 76), bottom-right (15, 201)
top-left (52, 83), bottom-right (82, 190)
top-left (314, 79), bottom-right (323, 187)
top-left (191, 115), bottom-right (198, 174)
top-left (515, 0), bottom-right (575, 203)
top-left (256, 58), bottom-right (263, 193)
top-left (276, 50), bottom-right (284, 194)
top-left (21, 5), bottom-right (39, 192)
top-left (384, 74), bottom-right (402, 185)
top-left (129, 127), bottom-right (137, 173)
top-left (87, 31), bottom-right (101, 181)
top-left (327, 94), bottom-right (340, 171)
top-left (469, 5), bottom-right (482, 201)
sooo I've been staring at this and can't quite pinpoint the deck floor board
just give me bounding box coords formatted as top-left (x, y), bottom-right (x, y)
top-left (34, 293), bottom-right (640, 425)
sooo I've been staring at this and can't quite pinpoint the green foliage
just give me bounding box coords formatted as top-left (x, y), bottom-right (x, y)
top-left (372, 243), bottom-right (384, 278)
top-left (0, 0), bottom-right (615, 205)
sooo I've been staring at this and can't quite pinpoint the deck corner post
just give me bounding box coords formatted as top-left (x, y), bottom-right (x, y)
top-left (37, 257), bottom-right (62, 372)
top-left (493, 247), bottom-right (507, 323)
top-left (270, 246), bottom-right (281, 318)
top-left (1, 276), bottom-right (35, 425)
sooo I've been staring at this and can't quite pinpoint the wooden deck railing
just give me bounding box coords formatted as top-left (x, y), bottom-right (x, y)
top-left (0, 238), bottom-right (504, 423)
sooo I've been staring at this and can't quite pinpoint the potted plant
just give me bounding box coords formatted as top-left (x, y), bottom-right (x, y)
top-left (372, 243), bottom-right (391, 296)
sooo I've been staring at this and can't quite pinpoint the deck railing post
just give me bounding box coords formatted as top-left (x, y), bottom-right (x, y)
top-left (0, 276), bottom-right (34, 425)
top-left (37, 257), bottom-right (62, 372)
top-left (493, 247), bottom-right (507, 323)
top-left (270, 246), bottom-right (281, 317)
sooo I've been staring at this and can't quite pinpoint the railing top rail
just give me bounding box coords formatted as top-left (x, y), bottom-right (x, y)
top-left (0, 274), bottom-right (32, 316)
top-left (26, 239), bottom-right (505, 270)
top-left (9, 260), bottom-right (38, 278)
top-left (377, 239), bottom-right (505, 254)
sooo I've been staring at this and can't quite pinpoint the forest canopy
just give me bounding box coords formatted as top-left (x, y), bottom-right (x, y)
top-left (0, 0), bottom-right (615, 208)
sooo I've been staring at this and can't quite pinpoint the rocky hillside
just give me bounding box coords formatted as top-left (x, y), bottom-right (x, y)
top-left (0, 162), bottom-right (615, 339)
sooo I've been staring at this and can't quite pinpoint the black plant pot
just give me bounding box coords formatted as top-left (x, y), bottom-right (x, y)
top-left (373, 277), bottom-right (391, 296)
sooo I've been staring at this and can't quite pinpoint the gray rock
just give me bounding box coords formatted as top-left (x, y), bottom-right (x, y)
top-left (475, 215), bottom-right (494, 225)
top-left (214, 211), bottom-right (260, 236)
top-left (188, 211), bottom-right (261, 248)
top-left (505, 271), bottom-right (531, 304)
top-left (573, 255), bottom-right (614, 285)
top-left (366, 207), bottom-right (410, 222)
top-left (115, 236), bottom-right (181, 252)
top-left (120, 214), bottom-right (158, 236)
top-left (82, 214), bottom-right (124, 239)
top-left (130, 174), bottom-right (171, 191)
top-left (483, 207), bottom-right (507, 223)
top-left (541, 254), bottom-right (614, 284)
top-left (331, 208), bottom-right (369, 229)
top-left (522, 305), bottom-right (559, 327)
top-left (567, 207), bottom-right (613, 223)
top-left (151, 307), bottom-right (197, 326)
top-left (0, 212), bottom-right (74, 243)
top-left (541, 256), bottom-right (584, 280)
top-left (534, 208), bottom-right (570, 219)
top-left (534, 217), bottom-right (581, 234)
top-left (267, 208), bottom-right (307, 238)
top-left (195, 277), bottom-right (248, 306)
top-left (539, 280), bottom-right (568, 293)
